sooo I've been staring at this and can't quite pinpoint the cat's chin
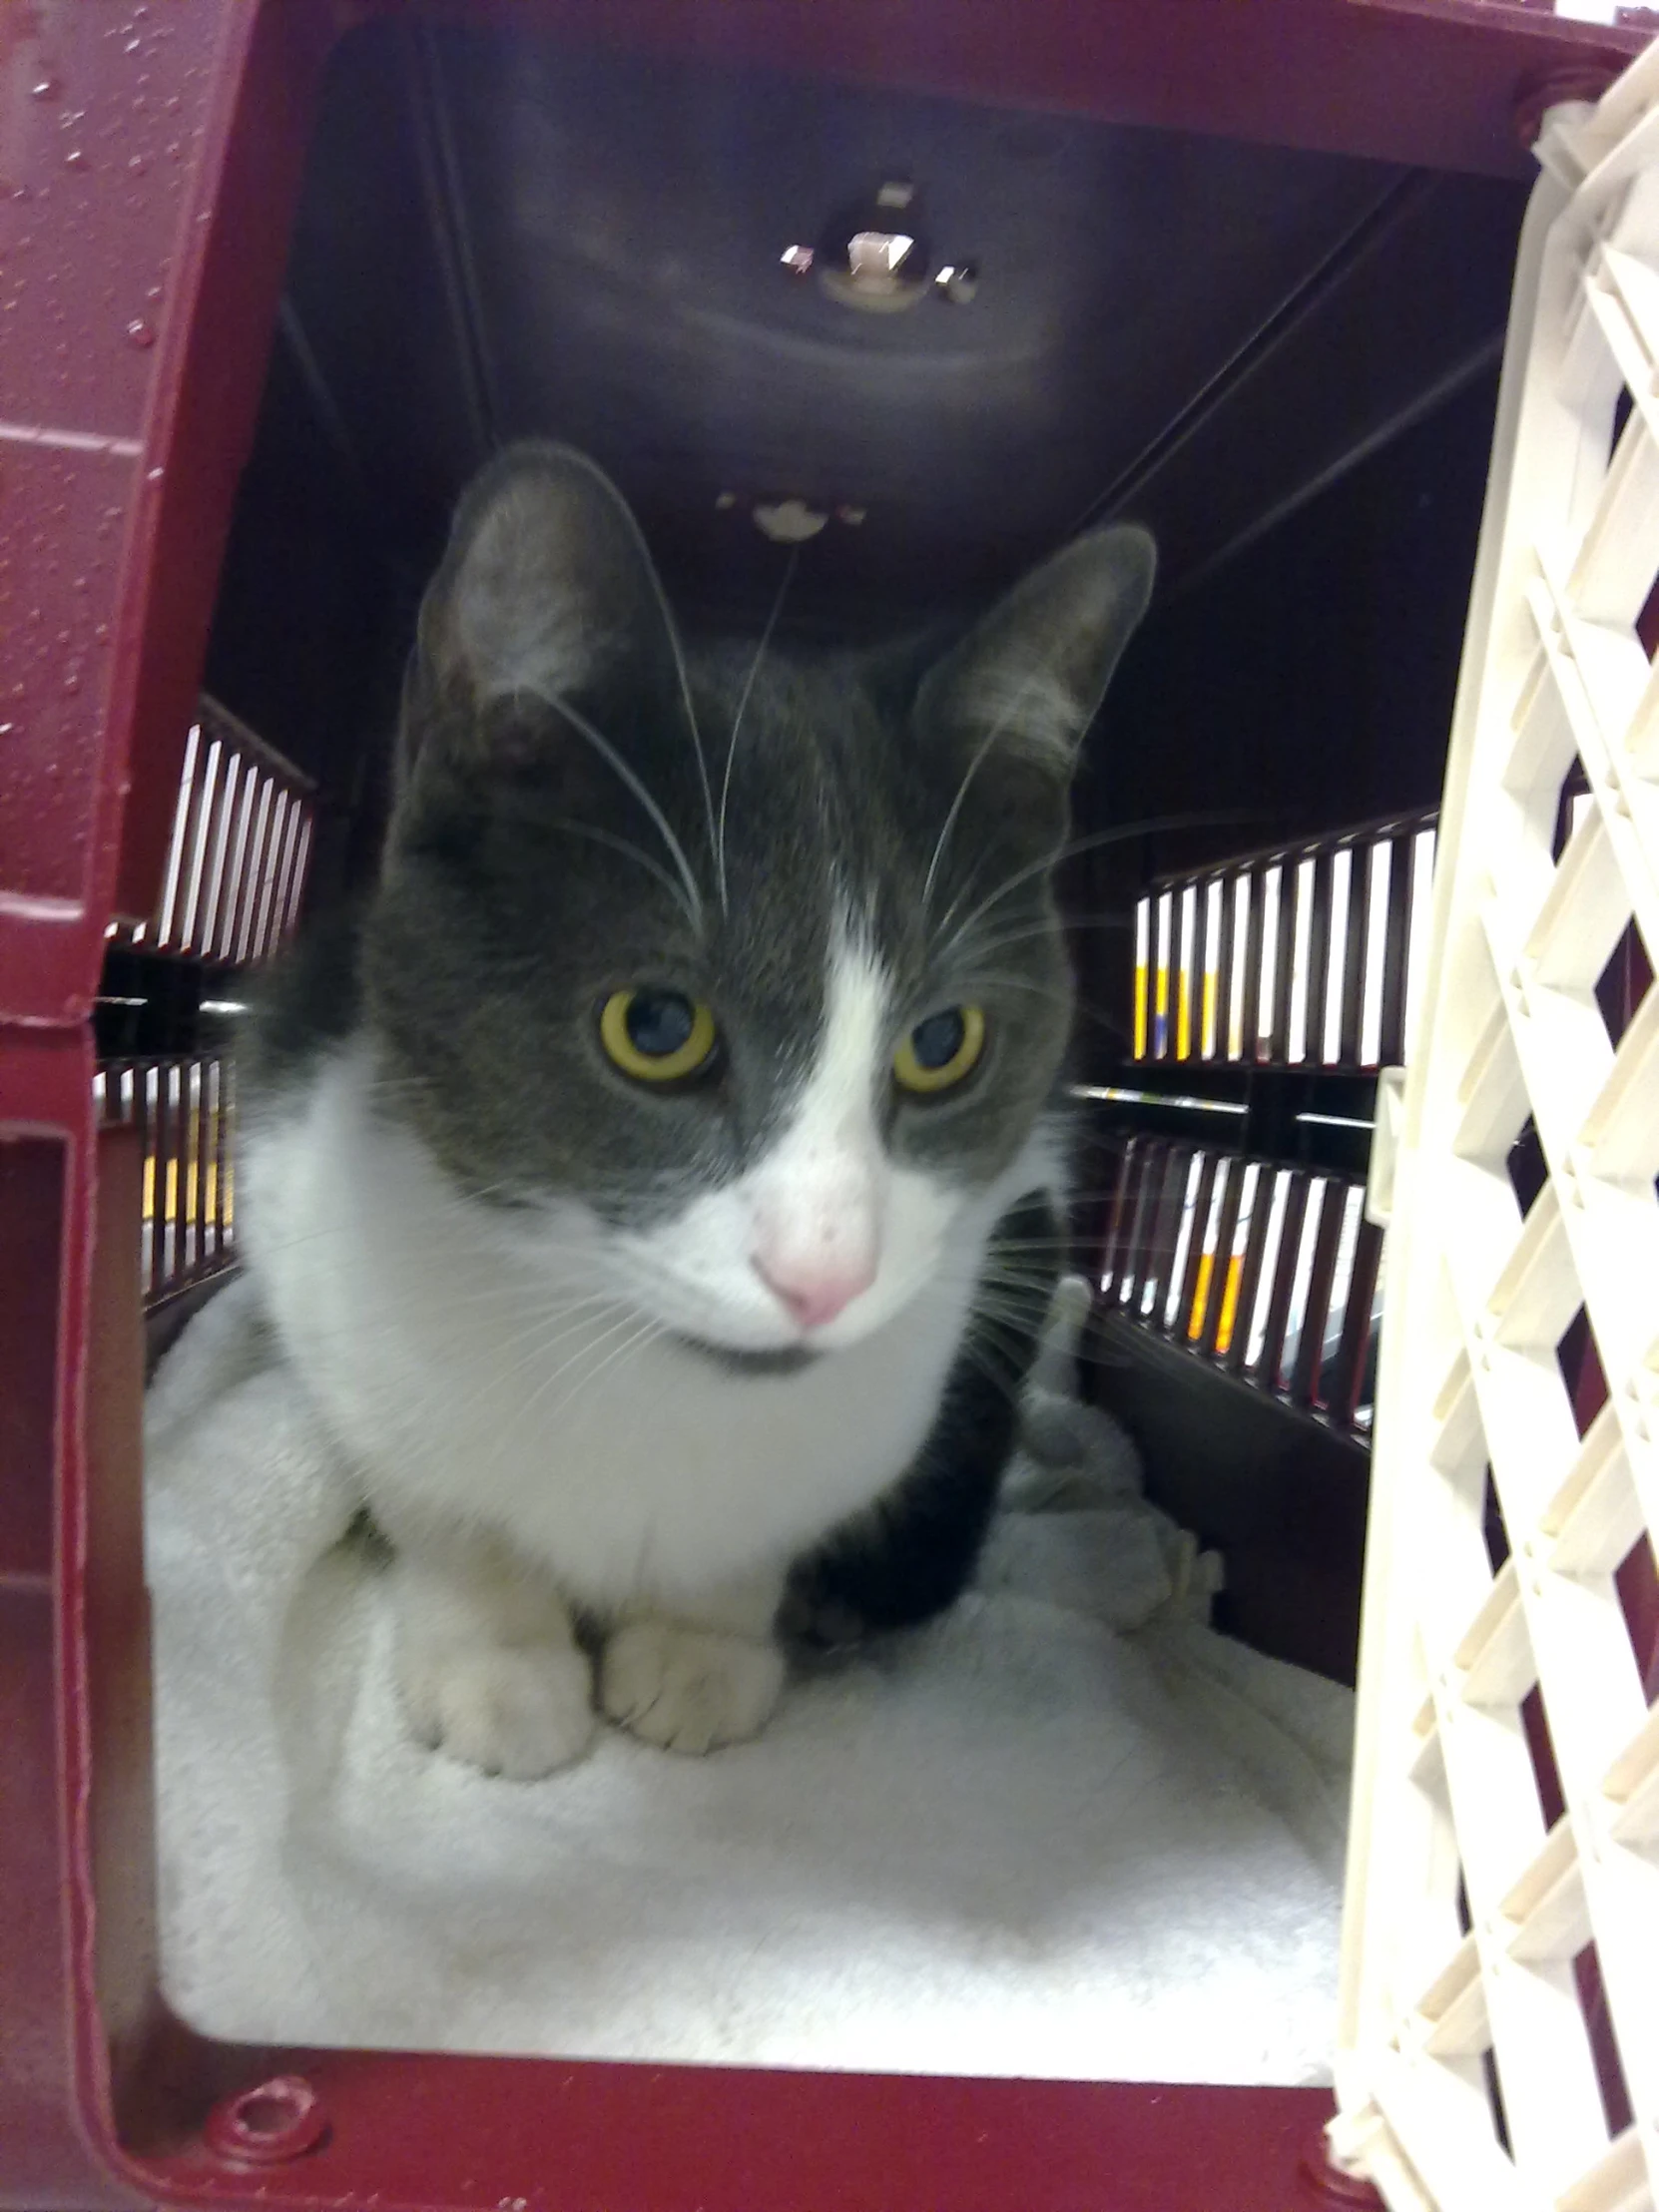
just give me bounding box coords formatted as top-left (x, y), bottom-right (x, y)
top-left (668, 1334), bottom-right (826, 1377)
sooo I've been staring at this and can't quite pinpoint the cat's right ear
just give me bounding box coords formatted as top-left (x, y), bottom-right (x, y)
top-left (400, 442), bottom-right (688, 783)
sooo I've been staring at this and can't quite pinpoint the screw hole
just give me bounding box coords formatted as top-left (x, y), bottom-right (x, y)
top-left (206, 2075), bottom-right (328, 2164)
top-left (239, 2090), bottom-right (299, 2136)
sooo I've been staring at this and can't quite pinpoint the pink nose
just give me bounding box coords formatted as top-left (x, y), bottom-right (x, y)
top-left (755, 1253), bottom-right (876, 1331)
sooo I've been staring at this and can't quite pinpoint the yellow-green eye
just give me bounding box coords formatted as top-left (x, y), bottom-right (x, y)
top-left (893, 1004), bottom-right (985, 1094)
top-left (599, 988), bottom-right (718, 1082)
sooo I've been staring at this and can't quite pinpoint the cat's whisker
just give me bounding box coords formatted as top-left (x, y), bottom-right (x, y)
top-left (966, 913), bottom-right (1134, 963)
top-left (715, 545), bottom-right (799, 915)
top-left (479, 1305), bottom-right (648, 1479)
top-left (934, 808), bottom-right (1274, 959)
top-left (542, 687), bottom-right (704, 926)
top-left (550, 1313), bottom-right (668, 1430)
top-left (441, 1297), bottom-right (636, 1438)
top-left (546, 815), bottom-right (700, 910)
top-left (217, 1290), bottom-right (628, 1377)
top-left (631, 520), bottom-right (720, 888)
top-left (919, 664), bottom-right (1057, 917)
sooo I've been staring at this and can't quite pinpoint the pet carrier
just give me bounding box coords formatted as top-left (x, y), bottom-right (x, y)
top-left (2, 4), bottom-right (1656, 2208)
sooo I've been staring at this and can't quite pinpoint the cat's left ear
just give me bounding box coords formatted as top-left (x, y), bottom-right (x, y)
top-left (410, 440), bottom-right (687, 744)
top-left (915, 524), bottom-right (1156, 788)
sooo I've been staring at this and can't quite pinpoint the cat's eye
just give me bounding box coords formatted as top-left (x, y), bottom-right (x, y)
top-left (892, 1004), bottom-right (985, 1094)
top-left (599, 988), bottom-right (718, 1083)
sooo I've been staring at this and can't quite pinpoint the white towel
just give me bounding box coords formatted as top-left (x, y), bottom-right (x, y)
top-left (146, 1274), bottom-right (1353, 2084)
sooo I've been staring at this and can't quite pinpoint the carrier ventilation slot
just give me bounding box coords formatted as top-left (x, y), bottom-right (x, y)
top-left (1096, 1134), bottom-right (1382, 1437)
top-left (95, 1056), bottom-right (235, 1310)
top-left (105, 695), bottom-right (315, 963)
top-left (96, 699), bottom-right (306, 1313)
top-left (1134, 808), bottom-right (1437, 1073)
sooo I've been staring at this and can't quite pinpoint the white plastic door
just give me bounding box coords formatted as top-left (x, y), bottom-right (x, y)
top-left (1333, 49), bottom-right (1659, 2212)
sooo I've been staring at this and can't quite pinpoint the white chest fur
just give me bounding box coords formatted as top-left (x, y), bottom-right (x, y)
top-left (241, 1044), bottom-right (1047, 1611)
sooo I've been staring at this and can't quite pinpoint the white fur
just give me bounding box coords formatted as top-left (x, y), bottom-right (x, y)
top-left (607, 917), bottom-right (941, 1349)
top-left (241, 918), bottom-right (1056, 1774)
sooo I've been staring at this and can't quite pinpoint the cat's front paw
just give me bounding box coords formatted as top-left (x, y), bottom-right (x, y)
top-left (400, 1641), bottom-right (595, 1779)
top-left (600, 1620), bottom-right (785, 1755)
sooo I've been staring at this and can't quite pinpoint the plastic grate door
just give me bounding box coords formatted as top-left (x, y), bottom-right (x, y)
top-left (1334, 56), bottom-right (1659, 2212)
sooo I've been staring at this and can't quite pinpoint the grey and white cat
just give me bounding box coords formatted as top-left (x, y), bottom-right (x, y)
top-left (241, 444), bottom-right (1153, 1778)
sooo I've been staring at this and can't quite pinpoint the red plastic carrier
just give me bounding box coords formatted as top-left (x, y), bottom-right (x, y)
top-left (1, 4), bottom-right (1650, 2209)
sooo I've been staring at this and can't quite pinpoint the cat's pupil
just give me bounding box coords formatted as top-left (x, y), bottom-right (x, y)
top-left (910, 1010), bottom-right (966, 1070)
top-left (627, 991), bottom-right (696, 1057)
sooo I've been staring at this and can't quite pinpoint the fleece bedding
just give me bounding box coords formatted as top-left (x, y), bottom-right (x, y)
top-left (146, 1273), bottom-right (1354, 2083)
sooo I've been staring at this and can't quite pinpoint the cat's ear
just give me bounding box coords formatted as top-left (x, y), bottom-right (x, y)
top-left (411, 441), bottom-right (685, 737)
top-left (915, 525), bottom-right (1156, 787)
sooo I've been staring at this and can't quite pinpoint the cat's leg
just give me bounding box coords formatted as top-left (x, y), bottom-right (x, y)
top-left (377, 1501), bottom-right (594, 1779)
top-left (600, 1569), bottom-right (787, 1755)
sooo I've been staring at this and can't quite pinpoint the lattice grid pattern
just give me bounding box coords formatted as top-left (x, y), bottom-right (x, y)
top-left (1335, 63), bottom-right (1659, 2212)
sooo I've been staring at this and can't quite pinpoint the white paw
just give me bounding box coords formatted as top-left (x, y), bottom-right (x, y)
top-left (400, 1641), bottom-right (595, 1779)
top-left (600, 1621), bottom-right (785, 1755)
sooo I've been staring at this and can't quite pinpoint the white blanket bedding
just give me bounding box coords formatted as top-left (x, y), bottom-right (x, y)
top-left (146, 1274), bottom-right (1353, 2084)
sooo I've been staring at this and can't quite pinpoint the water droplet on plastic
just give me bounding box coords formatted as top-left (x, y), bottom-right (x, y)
top-left (128, 154), bottom-right (149, 177)
top-left (31, 77), bottom-right (61, 101)
top-left (125, 35), bottom-right (142, 53)
top-left (62, 670), bottom-right (82, 696)
top-left (64, 149), bottom-right (88, 171)
top-left (145, 465), bottom-right (163, 483)
top-left (126, 317), bottom-right (155, 348)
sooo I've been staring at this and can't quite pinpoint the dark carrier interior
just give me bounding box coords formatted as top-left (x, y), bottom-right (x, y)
top-left (103, 14), bottom-right (1535, 1690)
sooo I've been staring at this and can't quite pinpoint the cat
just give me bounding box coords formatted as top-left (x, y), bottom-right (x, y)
top-left (239, 443), bottom-right (1154, 1778)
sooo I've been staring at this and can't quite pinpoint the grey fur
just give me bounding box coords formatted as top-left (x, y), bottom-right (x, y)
top-left (256, 443), bottom-right (1154, 1230)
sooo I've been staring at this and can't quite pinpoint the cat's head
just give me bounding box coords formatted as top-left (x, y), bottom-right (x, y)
top-left (364, 444), bottom-right (1152, 1356)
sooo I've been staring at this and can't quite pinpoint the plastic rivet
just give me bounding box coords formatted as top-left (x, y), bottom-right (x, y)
top-left (204, 2076), bottom-right (328, 2165)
